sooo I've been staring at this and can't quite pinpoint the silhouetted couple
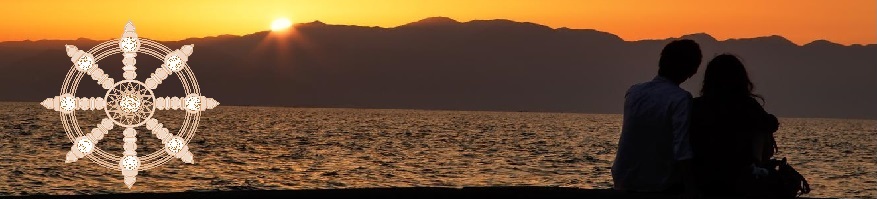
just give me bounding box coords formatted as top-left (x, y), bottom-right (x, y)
top-left (610, 39), bottom-right (795, 198)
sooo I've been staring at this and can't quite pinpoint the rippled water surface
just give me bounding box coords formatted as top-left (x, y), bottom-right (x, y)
top-left (0, 102), bottom-right (873, 198)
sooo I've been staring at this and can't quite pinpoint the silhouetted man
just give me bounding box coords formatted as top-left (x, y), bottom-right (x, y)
top-left (611, 39), bottom-right (702, 195)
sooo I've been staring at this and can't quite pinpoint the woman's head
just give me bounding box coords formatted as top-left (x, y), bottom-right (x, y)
top-left (700, 54), bottom-right (763, 102)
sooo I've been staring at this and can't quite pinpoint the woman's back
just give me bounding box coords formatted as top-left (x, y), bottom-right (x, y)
top-left (691, 95), bottom-right (778, 196)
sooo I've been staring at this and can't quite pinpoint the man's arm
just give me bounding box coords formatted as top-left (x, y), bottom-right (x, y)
top-left (670, 94), bottom-right (693, 162)
top-left (670, 94), bottom-right (698, 196)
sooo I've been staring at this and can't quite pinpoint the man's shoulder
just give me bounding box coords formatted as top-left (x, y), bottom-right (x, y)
top-left (625, 82), bottom-right (649, 97)
top-left (627, 80), bottom-right (691, 99)
top-left (626, 80), bottom-right (665, 92)
top-left (627, 81), bottom-right (650, 90)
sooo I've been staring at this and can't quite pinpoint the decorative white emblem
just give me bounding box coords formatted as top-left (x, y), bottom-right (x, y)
top-left (41, 21), bottom-right (220, 189)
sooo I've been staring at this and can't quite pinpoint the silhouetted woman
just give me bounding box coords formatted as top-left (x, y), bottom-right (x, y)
top-left (690, 54), bottom-right (779, 197)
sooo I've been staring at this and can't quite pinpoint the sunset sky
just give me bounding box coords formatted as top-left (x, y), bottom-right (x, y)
top-left (1, 0), bottom-right (873, 45)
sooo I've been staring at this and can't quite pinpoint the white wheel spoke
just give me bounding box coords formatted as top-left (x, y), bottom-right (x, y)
top-left (145, 119), bottom-right (195, 163)
top-left (144, 67), bottom-right (171, 90)
top-left (155, 95), bottom-right (219, 113)
top-left (145, 44), bottom-right (193, 90)
top-left (120, 128), bottom-right (140, 189)
top-left (41, 95), bottom-right (106, 113)
top-left (121, 22), bottom-right (139, 80)
top-left (65, 118), bottom-right (114, 163)
top-left (65, 45), bottom-right (115, 89)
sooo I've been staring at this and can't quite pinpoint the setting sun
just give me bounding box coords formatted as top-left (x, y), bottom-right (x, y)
top-left (271, 18), bottom-right (293, 31)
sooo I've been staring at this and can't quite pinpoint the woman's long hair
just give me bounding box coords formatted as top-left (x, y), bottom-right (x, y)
top-left (700, 54), bottom-right (764, 104)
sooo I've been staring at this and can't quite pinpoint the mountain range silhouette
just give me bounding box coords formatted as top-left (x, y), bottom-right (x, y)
top-left (1, 17), bottom-right (874, 119)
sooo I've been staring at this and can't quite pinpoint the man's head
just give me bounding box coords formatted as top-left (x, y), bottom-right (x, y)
top-left (658, 39), bottom-right (702, 84)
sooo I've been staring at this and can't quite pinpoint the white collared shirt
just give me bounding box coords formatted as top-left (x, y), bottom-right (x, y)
top-left (611, 75), bottom-right (694, 192)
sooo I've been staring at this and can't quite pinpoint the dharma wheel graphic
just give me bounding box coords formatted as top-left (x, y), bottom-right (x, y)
top-left (40, 22), bottom-right (219, 188)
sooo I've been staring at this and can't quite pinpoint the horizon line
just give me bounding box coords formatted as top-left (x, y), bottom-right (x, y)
top-left (1, 100), bottom-right (872, 121)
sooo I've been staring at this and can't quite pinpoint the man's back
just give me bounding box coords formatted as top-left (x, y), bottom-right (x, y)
top-left (611, 76), bottom-right (694, 192)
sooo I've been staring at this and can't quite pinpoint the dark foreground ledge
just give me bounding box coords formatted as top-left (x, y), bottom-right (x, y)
top-left (4, 187), bottom-right (834, 199)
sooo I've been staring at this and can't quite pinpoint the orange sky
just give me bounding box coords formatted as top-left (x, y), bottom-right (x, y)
top-left (1, 0), bottom-right (873, 45)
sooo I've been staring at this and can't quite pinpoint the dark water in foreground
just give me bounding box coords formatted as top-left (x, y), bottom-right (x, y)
top-left (0, 102), bottom-right (873, 198)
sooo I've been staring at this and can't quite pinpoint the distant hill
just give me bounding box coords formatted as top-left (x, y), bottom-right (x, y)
top-left (1, 17), bottom-right (874, 119)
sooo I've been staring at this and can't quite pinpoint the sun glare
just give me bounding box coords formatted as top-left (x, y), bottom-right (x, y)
top-left (270, 18), bottom-right (292, 31)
